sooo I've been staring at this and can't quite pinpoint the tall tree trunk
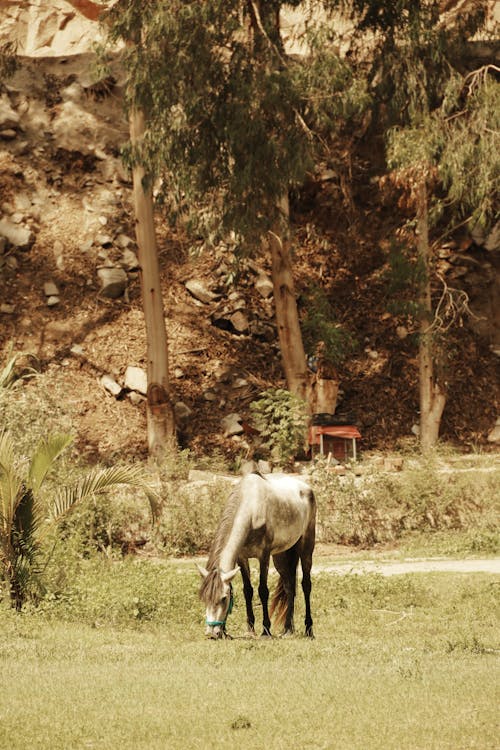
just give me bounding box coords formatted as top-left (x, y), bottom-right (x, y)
top-left (129, 108), bottom-right (175, 456)
top-left (269, 194), bottom-right (309, 401)
top-left (416, 180), bottom-right (446, 450)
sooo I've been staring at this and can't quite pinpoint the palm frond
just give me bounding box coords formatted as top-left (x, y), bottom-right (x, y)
top-left (0, 431), bottom-right (23, 533)
top-left (0, 351), bottom-right (18, 392)
top-left (28, 434), bottom-right (73, 495)
top-left (49, 465), bottom-right (148, 521)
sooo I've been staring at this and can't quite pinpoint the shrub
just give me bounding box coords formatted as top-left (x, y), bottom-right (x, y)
top-left (250, 387), bottom-right (308, 465)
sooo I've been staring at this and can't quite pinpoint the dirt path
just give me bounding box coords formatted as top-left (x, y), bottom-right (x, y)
top-left (313, 557), bottom-right (500, 576)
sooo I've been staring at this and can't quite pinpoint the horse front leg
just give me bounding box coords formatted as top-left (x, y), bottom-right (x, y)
top-left (258, 553), bottom-right (272, 637)
top-left (239, 558), bottom-right (255, 635)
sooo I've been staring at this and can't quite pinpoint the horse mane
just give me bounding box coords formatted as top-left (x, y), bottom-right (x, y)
top-left (199, 481), bottom-right (244, 605)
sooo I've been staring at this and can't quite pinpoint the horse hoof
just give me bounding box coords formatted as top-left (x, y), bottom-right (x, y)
top-left (305, 628), bottom-right (315, 639)
top-left (260, 629), bottom-right (272, 638)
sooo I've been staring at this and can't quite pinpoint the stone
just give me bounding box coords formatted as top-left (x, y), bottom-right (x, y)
top-left (44, 281), bottom-right (59, 297)
top-left (0, 94), bottom-right (20, 129)
top-left (97, 267), bottom-right (127, 298)
top-left (46, 296), bottom-right (59, 307)
top-left (240, 460), bottom-right (258, 475)
top-left (121, 248), bottom-right (139, 271)
top-left (0, 303), bottom-right (15, 314)
top-left (396, 325), bottom-right (408, 340)
top-left (255, 275), bottom-right (274, 298)
top-left (230, 310), bottom-right (249, 333)
top-left (222, 413), bottom-right (244, 436)
top-left (0, 129), bottom-right (17, 140)
top-left (124, 366), bottom-right (147, 395)
top-left (129, 392), bottom-right (145, 405)
top-left (116, 234), bottom-right (134, 249)
top-left (487, 418), bottom-right (500, 444)
top-left (174, 401), bottom-right (192, 420)
top-left (100, 374), bottom-right (122, 397)
top-left (257, 460), bottom-right (272, 474)
top-left (0, 218), bottom-right (34, 250)
top-left (185, 279), bottom-right (218, 304)
top-left (203, 390), bottom-right (217, 402)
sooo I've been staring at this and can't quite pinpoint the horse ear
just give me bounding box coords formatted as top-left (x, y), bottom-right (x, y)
top-left (196, 564), bottom-right (209, 579)
top-left (221, 567), bottom-right (239, 583)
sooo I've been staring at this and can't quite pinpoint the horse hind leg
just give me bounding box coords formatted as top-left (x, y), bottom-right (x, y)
top-left (272, 546), bottom-right (299, 636)
top-left (301, 545), bottom-right (314, 638)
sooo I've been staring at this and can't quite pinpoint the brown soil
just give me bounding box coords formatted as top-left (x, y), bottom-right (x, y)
top-left (0, 56), bottom-right (498, 464)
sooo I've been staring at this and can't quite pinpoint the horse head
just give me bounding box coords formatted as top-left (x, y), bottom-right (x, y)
top-left (197, 565), bottom-right (239, 639)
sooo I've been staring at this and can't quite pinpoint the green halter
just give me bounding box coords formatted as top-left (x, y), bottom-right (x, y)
top-left (206, 584), bottom-right (234, 628)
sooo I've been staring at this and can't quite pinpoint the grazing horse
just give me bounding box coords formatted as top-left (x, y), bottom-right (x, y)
top-left (198, 472), bottom-right (316, 639)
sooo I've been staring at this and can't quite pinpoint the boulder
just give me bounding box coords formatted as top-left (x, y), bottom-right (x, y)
top-left (487, 418), bottom-right (500, 444)
top-left (124, 366), bottom-right (147, 395)
top-left (255, 275), bottom-right (274, 299)
top-left (222, 413), bottom-right (244, 436)
top-left (185, 279), bottom-right (218, 304)
top-left (100, 374), bottom-right (122, 397)
top-left (0, 218), bottom-right (34, 250)
top-left (0, 94), bottom-right (20, 129)
top-left (97, 267), bottom-right (127, 298)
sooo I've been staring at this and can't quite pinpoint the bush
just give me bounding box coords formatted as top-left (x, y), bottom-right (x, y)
top-left (312, 456), bottom-right (500, 548)
top-left (250, 388), bottom-right (308, 465)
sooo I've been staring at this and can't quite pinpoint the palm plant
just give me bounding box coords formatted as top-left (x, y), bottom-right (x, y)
top-left (0, 430), bottom-right (149, 609)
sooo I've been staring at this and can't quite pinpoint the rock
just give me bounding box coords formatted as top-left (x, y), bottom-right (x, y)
top-left (396, 325), bottom-right (408, 340)
top-left (100, 374), bottom-right (122, 397)
top-left (174, 368), bottom-right (185, 379)
top-left (222, 413), bottom-right (244, 436)
top-left (240, 460), bottom-right (258, 475)
top-left (121, 248), bottom-right (139, 271)
top-left (185, 279), bottom-right (218, 304)
top-left (255, 275), bottom-right (274, 298)
top-left (487, 418), bottom-right (500, 444)
top-left (0, 129), bottom-right (17, 140)
top-left (203, 390), bottom-right (217, 402)
top-left (485, 221), bottom-right (500, 253)
top-left (116, 234), bottom-right (134, 249)
top-left (0, 303), bottom-right (15, 314)
top-left (128, 392), bottom-right (145, 405)
top-left (257, 460), bottom-right (272, 474)
top-left (124, 366), bottom-right (147, 395)
top-left (96, 233), bottom-right (113, 247)
top-left (0, 218), bottom-right (34, 250)
top-left (0, 94), bottom-right (20, 129)
top-left (97, 267), bottom-right (127, 298)
top-left (70, 344), bottom-right (85, 357)
top-left (174, 401), bottom-right (192, 420)
top-left (46, 296), bottom-right (59, 307)
top-left (230, 310), bottom-right (250, 333)
top-left (43, 281), bottom-right (59, 297)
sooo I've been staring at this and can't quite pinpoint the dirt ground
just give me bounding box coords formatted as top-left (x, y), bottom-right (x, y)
top-left (0, 54), bottom-right (498, 463)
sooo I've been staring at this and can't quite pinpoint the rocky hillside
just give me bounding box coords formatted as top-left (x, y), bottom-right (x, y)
top-left (0, 50), bottom-right (498, 462)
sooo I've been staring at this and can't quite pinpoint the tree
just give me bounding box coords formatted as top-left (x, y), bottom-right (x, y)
top-left (67, 0), bottom-right (176, 456)
top-left (103, 1), bottom-right (326, 401)
top-left (326, 0), bottom-right (495, 448)
top-left (387, 65), bottom-right (499, 447)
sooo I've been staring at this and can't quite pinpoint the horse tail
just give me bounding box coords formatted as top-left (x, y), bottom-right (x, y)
top-left (270, 576), bottom-right (288, 628)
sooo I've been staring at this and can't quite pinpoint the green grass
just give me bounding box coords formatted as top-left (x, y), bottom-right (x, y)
top-left (1, 559), bottom-right (499, 750)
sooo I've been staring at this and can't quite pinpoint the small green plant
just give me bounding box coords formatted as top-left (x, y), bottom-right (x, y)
top-left (0, 430), bottom-right (148, 609)
top-left (250, 388), bottom-right (308, 466)
top-left (301, 285), bottom-right (356, 368)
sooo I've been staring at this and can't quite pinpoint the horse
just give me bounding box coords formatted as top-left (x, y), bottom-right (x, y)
top-left (198, 472), bottom-right (316, 639)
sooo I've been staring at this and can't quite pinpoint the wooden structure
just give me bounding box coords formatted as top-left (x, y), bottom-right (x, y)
top-left (308, 425), bottom-right (361, 462)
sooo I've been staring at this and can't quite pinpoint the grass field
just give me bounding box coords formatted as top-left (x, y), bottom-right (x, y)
top-left (1, 558), bottom-right (499, 750)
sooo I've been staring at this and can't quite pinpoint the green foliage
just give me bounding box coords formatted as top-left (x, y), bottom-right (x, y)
top-left (312, 456), bottom-right (499, 547)
top-left (250, 388), bottom-right (308, 465)
top-left (0, 431), bottom-right (148, 609)
top-left (302, 284), bottom-right (357, 366)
